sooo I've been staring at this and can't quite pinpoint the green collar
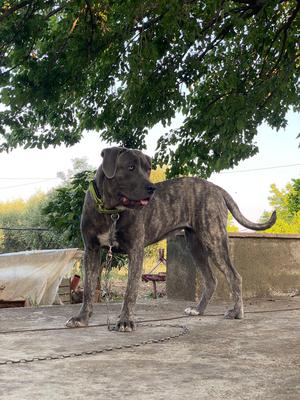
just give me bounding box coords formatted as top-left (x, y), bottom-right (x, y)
top-left (88, 180), bottom-right (121, 215)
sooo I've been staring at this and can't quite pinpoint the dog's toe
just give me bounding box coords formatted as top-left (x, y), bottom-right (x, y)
top-left (224, 309), bottom-right (244, 319)
top-left (118, 324), bottom-right (125, 332)
top-left (184, 307), bottom-right (200, 316)
top-left (65, 317), bottom-right (88, 328)
top-left (115, 318), bottom-right (135, 332)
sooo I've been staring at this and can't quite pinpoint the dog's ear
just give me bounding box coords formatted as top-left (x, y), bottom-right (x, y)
top-left (140, 153), bottom-right (152, 176)
top-left (101, 147), bottom-right (126, 179)
top-left (144, 155), bottom-right (152, 170)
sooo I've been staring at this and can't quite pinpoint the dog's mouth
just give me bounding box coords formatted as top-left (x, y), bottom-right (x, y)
top-left (120, 195), bottom-right (151, 208)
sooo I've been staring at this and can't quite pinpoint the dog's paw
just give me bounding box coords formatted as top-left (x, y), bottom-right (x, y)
top-left (224, 308), bottom-right (244, 319)
top-left (115, 318), bottom-right (136, 332)
top-left (184, 307), bottom-right (201, 316)
top-left (65, 316), bottom-right (88, 328)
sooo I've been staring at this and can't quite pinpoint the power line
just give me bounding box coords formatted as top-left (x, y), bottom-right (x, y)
top-left (0, 177), bottom-right (59, 180)
top-left (0, 180), bottom-right (57, 190)
top-left (219, 163), bottom-right (300, 174)
top-left (0, 163), bottom-right (299, 189)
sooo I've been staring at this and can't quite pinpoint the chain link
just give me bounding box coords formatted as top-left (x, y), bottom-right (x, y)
top-left (0, 323), bottom-right (189, 366)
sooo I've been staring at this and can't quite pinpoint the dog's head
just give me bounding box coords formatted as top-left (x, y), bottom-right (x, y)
top-left (99, 147), bottom-right (156, 209)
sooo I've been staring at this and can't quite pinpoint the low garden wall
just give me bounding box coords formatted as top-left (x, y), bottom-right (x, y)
top-left (166, 232), bottom-right (300, 300)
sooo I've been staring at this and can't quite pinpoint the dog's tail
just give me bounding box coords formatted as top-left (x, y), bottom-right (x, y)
top-left (222, 189), bottom-right (276, 231)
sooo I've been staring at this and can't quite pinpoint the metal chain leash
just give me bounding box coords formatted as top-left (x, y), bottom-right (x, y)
top-left (103, 245), bottom-right (114, 331)
top-left (0, 323), bottom-right (189, 366)
top-left (103, 213), bottom-right (120, 331)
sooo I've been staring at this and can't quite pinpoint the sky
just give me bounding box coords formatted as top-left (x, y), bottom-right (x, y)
top-left (0, 110), bottom-right (299, 225)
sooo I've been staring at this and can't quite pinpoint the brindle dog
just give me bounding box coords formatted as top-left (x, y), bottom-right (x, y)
top-left (66, 147), bottom-right (276, 331)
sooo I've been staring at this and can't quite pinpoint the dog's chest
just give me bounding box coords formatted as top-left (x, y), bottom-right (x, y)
top-left (97, 231), bottom-right (119, 248)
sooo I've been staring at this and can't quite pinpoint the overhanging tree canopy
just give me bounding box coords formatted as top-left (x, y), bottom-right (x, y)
top-left (0, 0), bottom-right (299, 176)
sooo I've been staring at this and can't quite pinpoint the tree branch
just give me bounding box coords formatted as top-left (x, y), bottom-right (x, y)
top-left (0, 0), bottom-right (31, 22)
top-left (44, 6), bottom-right (65, 20)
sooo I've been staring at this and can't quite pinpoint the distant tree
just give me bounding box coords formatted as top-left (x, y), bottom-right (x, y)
top-left (227, 213), bottom-right (239, 232)
top-left (0, 1), bottom-right (299, 177)
top-left (0, 193), bottom-right (65, 252)
top-left (287, 178), bottom-right (300, 215)
top-left (0, 198), bottom-right (27, 252)
top-left (260, 179), bottom-right (300, 234)
top-left (42, 170), bottom-right (94, 248)
top-left (57, 157), bottom-right (94, 182)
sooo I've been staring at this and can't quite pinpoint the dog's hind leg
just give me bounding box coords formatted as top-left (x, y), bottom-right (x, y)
top-left (207, 232), bottom-right (244, 319)
top-left (66, 245), bottom-right (100, 327)
top-left (184, 230), bottom-right (217, 316)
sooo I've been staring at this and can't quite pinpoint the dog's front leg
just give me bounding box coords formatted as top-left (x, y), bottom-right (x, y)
top-left (116, 245), bottom-right (144, 332)
top-left (66, 245), bottom-right (100, 328)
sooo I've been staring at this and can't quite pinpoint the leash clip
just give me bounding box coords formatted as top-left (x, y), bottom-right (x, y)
top-left (111, 213), bottom-right (120, 222)
top-left (106, 246), bottom-right (113, 262)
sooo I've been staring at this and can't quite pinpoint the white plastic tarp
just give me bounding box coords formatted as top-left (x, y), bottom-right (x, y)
top-left (0, 249), bottom-right (83, 305)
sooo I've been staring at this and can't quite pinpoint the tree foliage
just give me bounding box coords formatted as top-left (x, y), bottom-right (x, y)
top-left (287, 178), bottom-right (300, 214)
top-left (0, 0), bottom-right (299, 176)
top-left (0, 193), bottom-right (65, 252)
top-left (227, 213), bottom-right (238, 232)
top-left (42, 170), bottom-right (94, 248)
top-left (260, 178), bottom-right (300, 234)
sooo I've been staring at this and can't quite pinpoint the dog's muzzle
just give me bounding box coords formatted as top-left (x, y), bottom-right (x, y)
top-left (120, 184), bottom-right (156, 207)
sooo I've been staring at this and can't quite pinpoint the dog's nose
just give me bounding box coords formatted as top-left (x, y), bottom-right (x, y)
top-left (146, 185), bottom-right (156, 195)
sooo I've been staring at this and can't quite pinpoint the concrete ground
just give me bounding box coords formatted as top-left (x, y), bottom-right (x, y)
top-left (0, 297), bottom-right (299, 400)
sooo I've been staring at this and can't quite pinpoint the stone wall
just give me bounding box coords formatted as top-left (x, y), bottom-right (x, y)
top-left (166, 232), bottom-right (300, 301)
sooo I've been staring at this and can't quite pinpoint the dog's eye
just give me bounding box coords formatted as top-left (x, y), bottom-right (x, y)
top-left (128, 165), bottom-right (135, 171)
